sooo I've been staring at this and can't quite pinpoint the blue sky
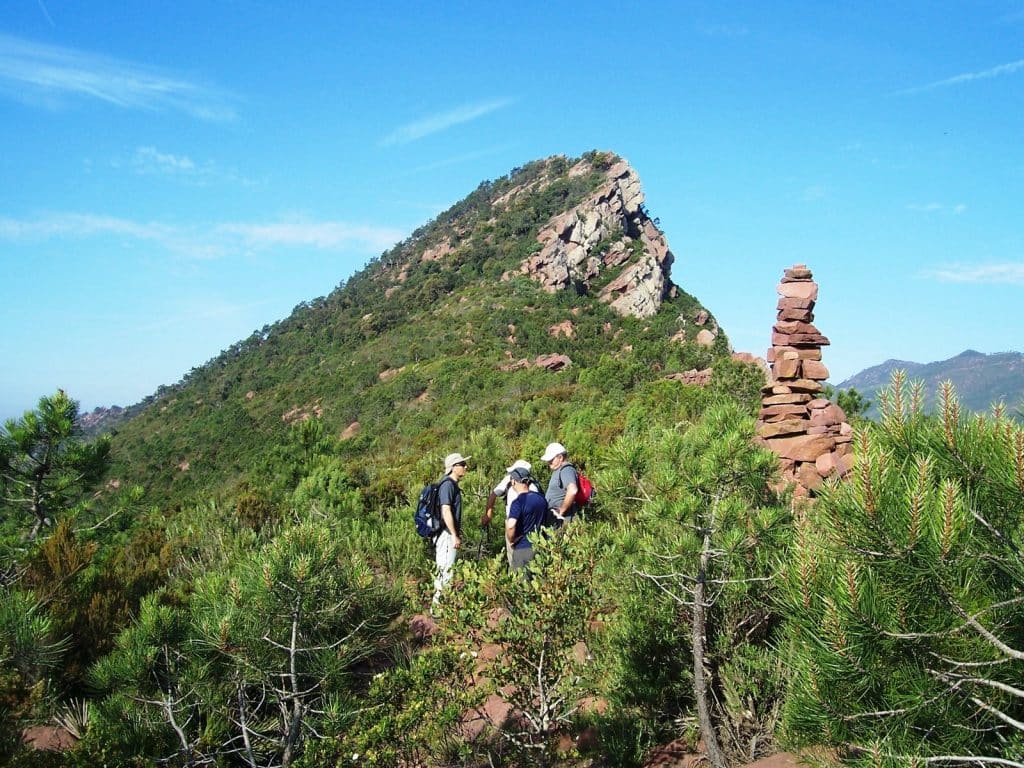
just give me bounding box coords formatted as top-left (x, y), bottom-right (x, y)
top-left (2, 1), bottom-right (1022, 421)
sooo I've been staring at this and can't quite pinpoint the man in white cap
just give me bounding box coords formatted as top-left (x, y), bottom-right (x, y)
top-left (482, 459), bottom-right (541, 565)
top-left (433, 451), bottom-right (470, 610)
top-left (541, 441), bottom-right (579, 526)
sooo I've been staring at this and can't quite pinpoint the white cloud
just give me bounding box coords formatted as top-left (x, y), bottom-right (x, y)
top-left (220, 218), bottom-right (404, 253)
top-left (0, 33), bottom-right (236, 120)
top-left (121, 146), bottom-right (257, 187)
top-left (404, 144), bottom-right (512, 175)
top-left (907, 202), bottom-right (966, 214)
top-left (922, 263), bottom-right (1024, 285)
top-left (899, 58), bottom-right (1024, 95)
top-left (0, 212), bottom-right (172, 241)
top-left (0, 212), bottom-right (404, 259)
top-left (133, 147), bottom-right (197, 174)
top-left (379, 98), bottom-right (512, 146)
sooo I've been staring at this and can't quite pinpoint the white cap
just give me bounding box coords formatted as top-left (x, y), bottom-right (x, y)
top-left (505, 459), bottom-right (532, 473)
top-left (540, 442), bottom-right (567, 462)
top-left (444, 452), bottom-right (471, 471)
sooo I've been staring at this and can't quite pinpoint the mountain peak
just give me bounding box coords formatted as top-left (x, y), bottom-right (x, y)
top-left (376, 151), bottom-right (679, 321)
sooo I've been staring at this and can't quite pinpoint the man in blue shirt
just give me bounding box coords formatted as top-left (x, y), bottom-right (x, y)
top-left (505, 467), bottom-right (548, 573)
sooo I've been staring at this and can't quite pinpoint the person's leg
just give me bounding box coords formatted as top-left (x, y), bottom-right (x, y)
top-left (510, 545), bottom-right (534, 576)
top-left (432, 531), bottom-right (457, 610)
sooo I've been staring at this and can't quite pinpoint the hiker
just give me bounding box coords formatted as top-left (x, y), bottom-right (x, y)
top-left (505, 466), bottom-right (549, 573)
top-left (433, 452), bottom-right (469, 610)
top-left (482, 458), bottom-right (541, 565)
top-left (541, 441), bottom-right (579, 527)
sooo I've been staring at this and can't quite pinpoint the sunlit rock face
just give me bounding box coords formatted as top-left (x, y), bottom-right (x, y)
top-left (510, 158), bottom-right (676, 319)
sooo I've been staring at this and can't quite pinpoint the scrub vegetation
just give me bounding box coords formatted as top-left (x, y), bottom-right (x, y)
top-left (2, 154), bottom-right (1022, 767)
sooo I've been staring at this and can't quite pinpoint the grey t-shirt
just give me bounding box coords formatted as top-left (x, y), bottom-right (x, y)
top-left (437, 475), bottom-right (462, 534)
top-left (545, 464), bottom-right (579, 514)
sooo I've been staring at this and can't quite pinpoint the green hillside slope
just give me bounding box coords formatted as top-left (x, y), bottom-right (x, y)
top-left (107, 151), bottom-right (747, 507)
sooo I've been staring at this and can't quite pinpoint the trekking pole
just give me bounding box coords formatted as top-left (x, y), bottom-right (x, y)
top-left (477, 522), bottom-right (487, 560)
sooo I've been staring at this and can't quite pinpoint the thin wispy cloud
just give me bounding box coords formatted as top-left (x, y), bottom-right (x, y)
top-left (922, 262), bottom-right (1024, 285)
top-left (0, 212), bottom-right (404, 259)
top-left (0, 212), bottom-right (173, 241)
top-left (898, 58), bottom-right (1024, 95)
top-left (220, 218), bottom-right (404, 253)
top-left (404, 144), bottom-right (512, 175)
top-left (119, 146), bottom-right (259, 187)
top-left (803, 185), bottom-right (828, 202)
top-left (907, 202), bottom-right (967, 214)
top-left (36, 0), bottom-right (55, 27)
top-left (132, 297), bottom-right (279, 334)
top-left (0, 33), bottom-right (236, 120)
top-left (379, 98), bottom-right (512, 146)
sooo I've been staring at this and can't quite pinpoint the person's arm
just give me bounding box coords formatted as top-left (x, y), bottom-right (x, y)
top-left (482, 490), bottom-right (499, 527)
top-left (505, 516), bottom-right (517, 545)
top-left (557, 467), bottom-right (579, 516)
top-left (441, 504), bottom-right (461, 548)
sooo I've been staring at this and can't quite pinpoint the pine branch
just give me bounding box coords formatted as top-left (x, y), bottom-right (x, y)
top-left (968, 696), bottom-right (1024, 732)
top-left (923, 756), bottom-right (1024, 767)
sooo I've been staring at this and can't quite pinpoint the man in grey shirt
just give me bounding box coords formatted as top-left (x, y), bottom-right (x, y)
top-left (541, 441), bottom-right (579, 527)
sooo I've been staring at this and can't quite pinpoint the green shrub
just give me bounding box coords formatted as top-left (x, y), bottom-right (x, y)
top-left (781, 374), bottom-right (1024, 765)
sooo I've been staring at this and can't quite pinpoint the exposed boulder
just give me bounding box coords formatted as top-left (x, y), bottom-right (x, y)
top-left (666, 368), bottom-right (713, 386)
top-left (499, 354), bottom-right (573, 372)
top-left (535, 354), bottom-right (572, 371)
top-left (695, 329), bottom-right (717, 347)
top-left (548, 320), bottom-right (575, 338)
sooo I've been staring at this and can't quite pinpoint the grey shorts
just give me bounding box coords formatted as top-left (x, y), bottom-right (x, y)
top-left (510, 545), bottom-right (535, 572)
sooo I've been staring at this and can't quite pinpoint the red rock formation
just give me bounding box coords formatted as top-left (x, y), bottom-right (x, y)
top-left (499, 354), bottom-right (573, 372)
top-left (666, 368), bottom-right (713, 386)
top-left (756, 265), bottom-right (853, 495)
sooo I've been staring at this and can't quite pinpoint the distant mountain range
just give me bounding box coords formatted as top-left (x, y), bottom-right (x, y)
top-left (838, 350), bottom-right (1024, 416)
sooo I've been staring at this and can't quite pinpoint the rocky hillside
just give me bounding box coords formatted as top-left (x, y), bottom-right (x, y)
top-left (839, 349), bottom-right (1024, 416)
top-left (105, 151), bottom-right (748, 505)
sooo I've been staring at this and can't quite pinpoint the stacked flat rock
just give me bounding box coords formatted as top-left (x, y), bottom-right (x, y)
top-left (756, 265), bottom-right (853, 493)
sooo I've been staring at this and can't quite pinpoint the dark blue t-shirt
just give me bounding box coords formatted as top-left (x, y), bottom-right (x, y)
top-left (508, 490), bottom-right (548, 549)
top-left (437, 475), bottom-right (462, 534)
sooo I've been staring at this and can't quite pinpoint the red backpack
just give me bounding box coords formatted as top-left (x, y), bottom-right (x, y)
top-left (557, 463), bottom-right (595, 509)
top-left (574, 468), bottom-right (595, 506)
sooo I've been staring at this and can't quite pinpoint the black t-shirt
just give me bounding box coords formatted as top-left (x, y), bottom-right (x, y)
top-left (437, 475), bottom-right (462, 534)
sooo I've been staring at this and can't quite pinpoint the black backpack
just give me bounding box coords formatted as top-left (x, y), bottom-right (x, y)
top-left (413, 477), bottom-right (451, 540)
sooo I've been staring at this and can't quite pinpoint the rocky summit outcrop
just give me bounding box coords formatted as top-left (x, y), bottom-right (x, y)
top-left (756, 265), bottom-right (853, 495)
top-left (506, 157), bottom-right (677, 319)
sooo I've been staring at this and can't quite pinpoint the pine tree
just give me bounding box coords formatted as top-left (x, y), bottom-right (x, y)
top-left (0, 390), bottom-right (110, 540)
top-left (782, 373), bottom-right (1024, 766)
top-left (88, 519), bottom-right (403, 767)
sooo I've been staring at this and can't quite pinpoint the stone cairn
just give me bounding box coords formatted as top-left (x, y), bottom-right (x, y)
top-left (756, 264), bottom-right (853, 494)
